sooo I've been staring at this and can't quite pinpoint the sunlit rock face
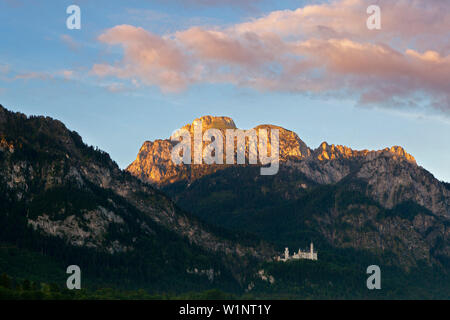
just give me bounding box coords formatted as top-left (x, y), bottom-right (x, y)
top-left (126, 116), bottom-right (312, 186)
top-left (125, 116), bottom-right (237, 186)
top-left (254, 124), bottom-right (311, 161)
top-left (126, 139), bottom-right (183, 185)
top-left (182, 116), bottom-right (237, 133)
top-left (313, 143), bottom-right (416, 164)
top-left (127, 115), bottom-right (449, 219)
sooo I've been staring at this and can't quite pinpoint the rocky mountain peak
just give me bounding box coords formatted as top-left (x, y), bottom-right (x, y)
top-left (182, 115), bottom-right (237, 134)
top-left (127, 116), bottom-right (314, 185)
top-left (382, 146), bottom-right (416, 163)
top-left (253, 124), bottom-right (311, 160)
top-left (127, 115), bottom-right (424, 193)
top-left (312, 142), bottom-right (416, 164)
top-left (314, 142), bottom-right (364, 161)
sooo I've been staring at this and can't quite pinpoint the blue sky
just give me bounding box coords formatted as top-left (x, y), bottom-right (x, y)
top-left (0, 0), bottom-right (449, 182)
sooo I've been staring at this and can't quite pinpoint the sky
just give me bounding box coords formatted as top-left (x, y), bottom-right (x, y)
top-left (0, 0), bottom-right (449, 182)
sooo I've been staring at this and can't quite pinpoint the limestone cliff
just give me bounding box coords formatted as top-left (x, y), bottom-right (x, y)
top-left (127, 116), bottom-right (448, 219)
top-left (127, 116), bottom-right (312, 186)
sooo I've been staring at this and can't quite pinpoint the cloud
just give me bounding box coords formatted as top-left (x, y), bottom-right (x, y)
top-left (2, 0), bottom-right (26, 8)
top-left (292, 39), bottom-right (450, 105)
top-left (105, 82), bottom-right (128, 93)
top-left (0, 64), bottom-right (10, 74)
top-left (14, 72), bottom-right (53, 81)
top-left (155, 0), bottom-right (262, 10)
top-left (93, 25), bottom-right (188, 92)
top-left (61, 34), bottom-right (80, 51)
top-left (92, 0), bottom-right (450, 113)
top-left (236, 0), bottom-right (450, 41)
top-left (58, 70), bottom-right (75, 80)
top-left (5, 68), bottom-right (77, 83)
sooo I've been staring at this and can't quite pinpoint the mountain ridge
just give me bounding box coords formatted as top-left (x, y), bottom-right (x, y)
top-left (127, 115), bottom-right (447, 218)
top-left (127, 115), bottom-right (419, 185)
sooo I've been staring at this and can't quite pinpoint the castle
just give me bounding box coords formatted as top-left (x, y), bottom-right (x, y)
top-left (276, 243), bottom-right (318, 262)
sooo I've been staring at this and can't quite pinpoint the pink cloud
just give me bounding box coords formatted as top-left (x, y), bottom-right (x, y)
top-left (293, 39), bottom-right (450, 106)
top-left (176, 27), bottom-right (281, 67)
top-left (6, 68), bottom-right (77, 83)
top-left (14, 72), bottom-right (53, 81)
top-left (92, 0), bottom-right (450, 113)
top-left (93, 25), bottom-right (188, 92)
top-left (61, 34), bottom-right (80, 51)
top-left (59, 70), bottom-right (75, 80)
top-left (155, 0), bottom-right (262, 10)
top-left (0, 64), bottom-right (10, 74)
top-left (235, 0), bottom-right (450, 49)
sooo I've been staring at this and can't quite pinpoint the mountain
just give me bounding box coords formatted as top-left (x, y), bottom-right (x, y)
top-left (1, 108), bottom-right (449, 299)
top-left (127, 115), bottom-right (450, 297)
top-left (0, 105), bottom-right (275, 294)
top-left (127, 116), bottom-right (311, 186)
top-left (128, 115), bottom-right (449, 219)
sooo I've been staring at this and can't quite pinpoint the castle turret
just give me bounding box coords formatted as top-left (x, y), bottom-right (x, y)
top-left (284, 247), bottom-right (289, 260)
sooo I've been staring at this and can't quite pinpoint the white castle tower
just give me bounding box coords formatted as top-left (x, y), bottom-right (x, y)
top-left (277, 242), bottom-right (318, 261)
top-left (284, 247), bottom-right (289, 261)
